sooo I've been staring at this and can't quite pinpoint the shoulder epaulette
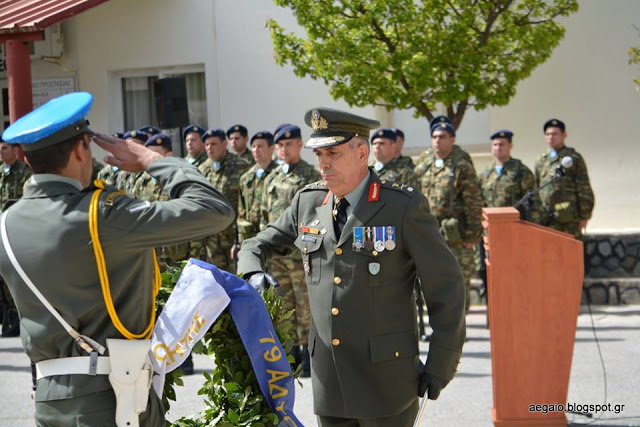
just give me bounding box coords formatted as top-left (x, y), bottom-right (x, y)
top-left (380, 179), bottom-right (417, 197)
top-left (301, 180), bottom-right (327, 191)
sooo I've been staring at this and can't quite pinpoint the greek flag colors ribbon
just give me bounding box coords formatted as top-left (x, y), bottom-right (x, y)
top-left (151, 259), bottom-right (303, 426)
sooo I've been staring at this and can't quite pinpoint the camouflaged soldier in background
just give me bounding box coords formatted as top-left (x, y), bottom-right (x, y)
top-left (260, 125), bottom-right (321, 351)
top-left (131, 134), bottom-right (195, 270)
top-left (417, 122), bottom-right (483, 311)
top-left (199, 129), bottom-right (251, 273)
top-left (95, 133), bottom-right (128, 187)
top-left (0, 141), bottom-right (32, 337)
top-left (116, 130), bottom-right (149, 196)
top-left (227, 124), bottom-right (255, 165)
top-left (535, 119), bottom-right (594, 239)
top-left (183, 125), bottom-right (208, 168)
top-left (414, 116), bottom-right (474, 178)
top-left (237, 131), bottom-right (278, 243)
top-left (393, 128), bottom-right (415, 169)
top-left (480, 130), bottom-right (542, 223)
top-left (370, 128), bottom-right (418, 189)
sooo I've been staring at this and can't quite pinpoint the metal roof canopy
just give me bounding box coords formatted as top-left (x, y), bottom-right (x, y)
top-left (0, 0), bottom-right (108, 42)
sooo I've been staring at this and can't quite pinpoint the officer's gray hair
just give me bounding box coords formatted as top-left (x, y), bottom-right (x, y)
top-left (349, 136), bottom-right (368, 149)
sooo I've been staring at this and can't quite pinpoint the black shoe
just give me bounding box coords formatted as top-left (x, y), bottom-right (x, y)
top-left (300, 346), bottom-right (311, 378)
top-left (1, 312), bottom-right (19, 337)
top-left (1, 325), bottom-right (19, 337)
top-left (420, 334), bottom-right (431, 342)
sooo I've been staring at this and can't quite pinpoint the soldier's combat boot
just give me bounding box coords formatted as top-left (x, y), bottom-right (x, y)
top-left (1, 311), bottom-right (19, 337)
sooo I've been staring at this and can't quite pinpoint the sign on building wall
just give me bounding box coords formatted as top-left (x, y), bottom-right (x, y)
top-left (32, 78), bottom-right (75, 108)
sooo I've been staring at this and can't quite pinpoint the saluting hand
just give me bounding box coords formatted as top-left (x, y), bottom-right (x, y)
top-left (92, 133), bottom-right (162, 173)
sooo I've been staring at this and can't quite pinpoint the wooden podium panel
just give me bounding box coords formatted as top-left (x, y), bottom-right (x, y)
top-left (483, 208), bottom-right (584, 427)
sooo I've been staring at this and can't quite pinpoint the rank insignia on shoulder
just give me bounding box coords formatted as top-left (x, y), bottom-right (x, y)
top-left (368, 181), bottom-right (380, 202)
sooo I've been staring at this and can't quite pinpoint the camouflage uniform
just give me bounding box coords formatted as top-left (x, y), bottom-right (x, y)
top-left (130, 171), bottom-right (194, 270)
top-left (534, 146), bottom-right (594, 238)
top-left (396, 154), bottom-right (415, 169)
top-left (236, 149), bottom-right (255, 165)
top-left (91, 158), bottom-right (104, 181)
top-left (186, 150), bottom-right (208, 168)
top-left (237, 161), bottom-right (278, 243)
top-left (96, 164), bottom-right (123, 188)
top-left (372, 157), bottom-right (419, 189)
top-left (416, 151), bottom-right (483, 311)
top-left (260, 160), bottom-right (321, 345)
top-left (415, 144), bottom-right (473, 176)
top-left (480, 157), bottom-right (542, 223)
top-left (198, 153), bottom-right (251, 272)
top-left (0, 161), bottom-right (32, 335)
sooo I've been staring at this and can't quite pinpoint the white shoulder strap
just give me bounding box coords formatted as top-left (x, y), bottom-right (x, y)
top-left (0, 211), bottom-right (105, 355)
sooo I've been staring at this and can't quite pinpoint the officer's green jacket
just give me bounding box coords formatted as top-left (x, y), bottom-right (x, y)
top-left (480, 157), bottom-right (542, 223)
top-left (534, 145), bottom-right (594, 237)
top-left (0, 161), bottom-right (31, 211)
top-left (238, 172), bottom-right (465, 418)
top-left (0, 157), bottom-right (234, 404)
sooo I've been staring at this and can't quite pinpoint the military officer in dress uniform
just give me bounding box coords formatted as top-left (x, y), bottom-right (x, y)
top-left (198, 128), bottom-right (251, 272)
top-left (534, 119), bottom-right (594, 238)
top-left (370, 128), bottom-right (418, 188)
top-left (0, 92), bottom-right (234, 425)
top-left (260, 124), bottom-right (321, 377)
top-left (0, 140), bottom-right (32, 337)
top-left (480, 129), bottom-right (541, 222)
top-left (183, 125), bottom-right (208, 168)
top-left (227, 124), bottom-right (255, 165)
top-left (238, 108), bottom-right (465, 426)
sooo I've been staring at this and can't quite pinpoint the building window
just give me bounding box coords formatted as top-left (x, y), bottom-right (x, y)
top-left (121, 71), bottom-right (207, 132)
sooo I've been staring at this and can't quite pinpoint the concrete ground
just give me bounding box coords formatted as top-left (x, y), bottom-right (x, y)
top-left (1, 305), bottom-right (639, 426)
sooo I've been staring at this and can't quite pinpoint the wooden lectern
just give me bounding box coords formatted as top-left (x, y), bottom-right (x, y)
top-left (482, 207), bottom-right (584, 427)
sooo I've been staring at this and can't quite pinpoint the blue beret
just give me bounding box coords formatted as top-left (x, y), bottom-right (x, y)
top-left (112, 132), bottom-right (125, 139)
top-left (139, 125), bottom-right (160, 135)
top-left (203, 128), bottom-right (227, 141)
top-left (227, 124), bottom-right (248, 137)
top-left (370, 128), bottom-right (397, 142)
top-left (275, 125), bottom-right (302, 143)
top-left (123, 130), bottom-right (148, 143)
top-left (145, 133), bottom-right (172, 149)
top-left (430, 115), bottom-right (452, 130)
top-left (490, 129), bottom-right (513, 141)
top-left (394, 128), bottom-right (405, 139)
top-left (543, 119), bottom-right (565, 132)
top-left (431, 122), bottom-right (456, 136)
top-left (183, 125), bottom-right (205, 140)
top-left (251, 130), bottom-right (274, 146)
top-left (2, 92), bottom-right (93, 151)
top-left (274, 123), bottom-right (293, 136)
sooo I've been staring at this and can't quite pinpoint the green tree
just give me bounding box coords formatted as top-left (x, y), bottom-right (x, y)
top-left (268, 0), bottom-right (578, 128)
top-left (629, 26), bottom-right (640, 89)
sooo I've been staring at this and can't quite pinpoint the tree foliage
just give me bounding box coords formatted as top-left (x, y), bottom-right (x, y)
top-left (268, 0), bottom-right (578, 127)
top-left (629, 26), bottom-right (640, 90)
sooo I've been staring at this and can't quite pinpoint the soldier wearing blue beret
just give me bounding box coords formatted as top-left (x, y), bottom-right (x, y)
top-left (369, 128), bottom-right (418, 189)
top-left (535, 119), bottom-right (594, 238)
top-left (139, 125), bottom-right (161, 138)
top-left (415, 117), bottom-right (473, 172)
top-left (183, 125), bottom-right (207, 168)
top-left (238, 107), bottom-right (465, 426)
top-left (227, 124), bottom-right (254, 165)
top-left (0, 92), bottom-right (234, 426)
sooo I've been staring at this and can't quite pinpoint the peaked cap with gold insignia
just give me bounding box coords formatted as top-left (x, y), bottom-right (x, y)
top-left (303, 107), bottom-right (380, 149)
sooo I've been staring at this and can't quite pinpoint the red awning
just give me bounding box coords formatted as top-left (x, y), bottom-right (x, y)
top-left (0, 0), bottom-right (108, 36)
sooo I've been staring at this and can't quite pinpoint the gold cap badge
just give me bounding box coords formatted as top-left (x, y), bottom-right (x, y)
top-left (311, 110), bottom-right (329, 131)
top-left (156, 137), bottom-right (162, 144)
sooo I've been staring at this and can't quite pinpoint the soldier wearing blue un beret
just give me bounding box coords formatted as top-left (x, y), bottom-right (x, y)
top-left (0, 92), bottom-right (234, 426)
top-left (139, 125), bottom-right (161, 138)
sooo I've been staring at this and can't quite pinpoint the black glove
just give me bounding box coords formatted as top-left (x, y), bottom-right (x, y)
top-left (247, 272), bottom-right (279, 292)
top-left (418, 371), bottom-right (450, 400)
